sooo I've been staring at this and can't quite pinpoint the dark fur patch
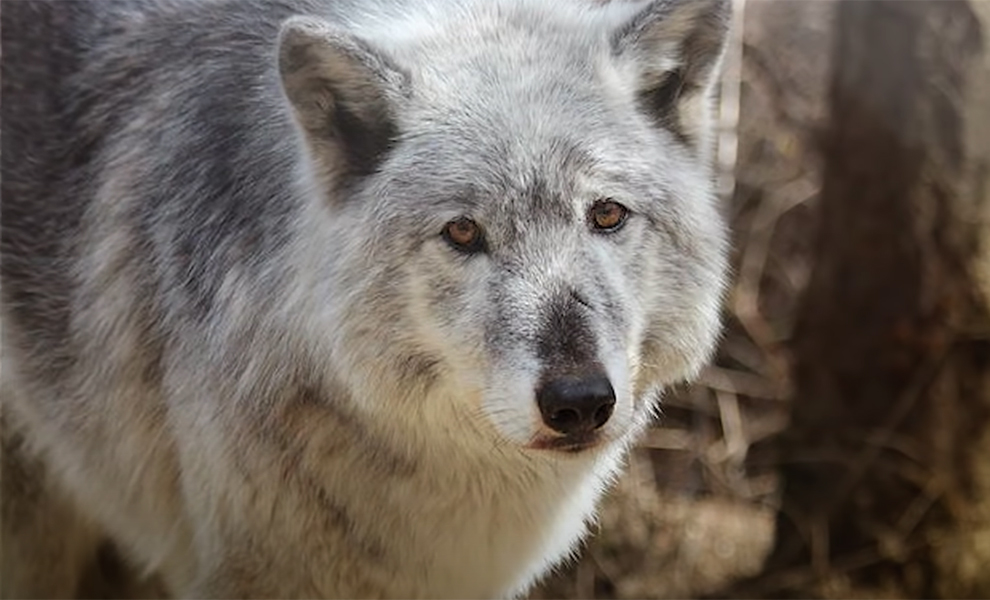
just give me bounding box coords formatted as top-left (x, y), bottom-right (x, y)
top-left (261, 382), bottom-right (419, 480)
top-left (523, 177), bottom-right (574, 224)
top-left (0, 1), bottom-right (108, 382)
top-left (310, 485), bottom-right (389, 562)
top-left (327, 90), bottom-right (398, 178)
top-left (569, 289), bottom-right (593, 311)
top-left (536, 291), bottom-right (598, 373)
top-left (396, 352), bottom-right (443, 392)
top-left (637, 69), bottom-right (694, 145)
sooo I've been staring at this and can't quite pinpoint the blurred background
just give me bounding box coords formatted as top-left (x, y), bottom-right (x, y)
top-left (533, 1), bottom-right (990, 598)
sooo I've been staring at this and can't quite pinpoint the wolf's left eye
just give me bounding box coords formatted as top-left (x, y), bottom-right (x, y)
top-left (588, 200), bottom-right (629, 232)
top-left (442, 217), bottom-right (486, 254)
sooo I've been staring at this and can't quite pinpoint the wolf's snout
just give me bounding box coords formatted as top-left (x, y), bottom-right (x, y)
top-left (536, 374), bottom-right (615, 436)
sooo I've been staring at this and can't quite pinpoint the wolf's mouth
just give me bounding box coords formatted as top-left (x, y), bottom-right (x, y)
top-left (526, 431), bottom-right (602, 453)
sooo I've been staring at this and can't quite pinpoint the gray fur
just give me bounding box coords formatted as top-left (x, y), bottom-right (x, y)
top-left (1, 0), bottom-right (730, 597)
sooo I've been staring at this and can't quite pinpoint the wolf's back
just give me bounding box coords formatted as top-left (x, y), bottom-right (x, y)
top-left (1, 1), bottom-right (108, 370)
top-left (1, 0), bottom-right (311, 368)
top-left (1, 3), bottom-right (321, 594)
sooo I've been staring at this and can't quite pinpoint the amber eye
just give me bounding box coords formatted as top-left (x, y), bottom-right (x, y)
top-left (588, 199), bottom-right (629, 232)
top-left (442, 217), bottom-right (485, 253)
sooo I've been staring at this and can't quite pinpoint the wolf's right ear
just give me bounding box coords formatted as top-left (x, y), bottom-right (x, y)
top-left (278, 17), bottom-right (408, 178)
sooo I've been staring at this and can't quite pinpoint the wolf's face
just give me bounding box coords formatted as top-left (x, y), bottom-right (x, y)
top-left (280, 0), bottom-right (730, 455)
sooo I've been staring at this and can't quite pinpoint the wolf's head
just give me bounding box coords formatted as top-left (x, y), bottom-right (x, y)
top-left (279, 0), bottom-right (730, 456)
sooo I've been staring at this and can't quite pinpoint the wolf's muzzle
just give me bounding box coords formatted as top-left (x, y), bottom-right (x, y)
top-left (536, 373), bottom-right (615, 436)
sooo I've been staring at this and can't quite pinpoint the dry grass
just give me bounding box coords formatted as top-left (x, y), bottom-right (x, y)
top-left (532, 451), bottom-right (775, 599)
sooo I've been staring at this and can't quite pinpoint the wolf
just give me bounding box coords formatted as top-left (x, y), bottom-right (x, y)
top-left (0, 0), bottom-right (730, 597)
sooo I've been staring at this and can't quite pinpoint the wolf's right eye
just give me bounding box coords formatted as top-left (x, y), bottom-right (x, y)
top-left (442, 217), bottom-right (486, 254)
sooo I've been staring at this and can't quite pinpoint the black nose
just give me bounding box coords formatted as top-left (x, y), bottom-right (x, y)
top-left (536, 374), bottom-right (616, 436)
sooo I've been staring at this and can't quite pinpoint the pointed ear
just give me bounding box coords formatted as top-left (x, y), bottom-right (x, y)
top-left (611, 0), bottom-right (730, 151)
top-left (278, 17), bottom-right (408, 180)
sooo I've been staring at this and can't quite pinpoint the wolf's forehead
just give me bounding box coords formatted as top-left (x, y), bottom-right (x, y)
top-left (396, 84), bottom-right (637, 210)
top-left (372, 0), bottom-right (619, 57)
top-left (391, 130), bottom-right (597, 206)
top-left (376, 0), bottom-right (638, 150)
top-left (386, 1), bottom-right (616, 95)
top-left (401, 43), bottom-right (620, 156)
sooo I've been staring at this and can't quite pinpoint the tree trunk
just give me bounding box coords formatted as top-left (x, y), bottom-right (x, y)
top-left (762, 1), bottom-right (990, 596)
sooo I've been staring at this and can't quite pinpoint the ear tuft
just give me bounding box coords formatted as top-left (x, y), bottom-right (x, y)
top-left (612, 0), bottom-right (731, 150)
top-left (278, 17), bottom-right (408, 178)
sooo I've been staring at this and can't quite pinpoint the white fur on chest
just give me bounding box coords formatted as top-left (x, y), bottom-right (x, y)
top-left (380, 443), bottom-right (627, 599)
top-left (316, 368), bottom-right (631, 598)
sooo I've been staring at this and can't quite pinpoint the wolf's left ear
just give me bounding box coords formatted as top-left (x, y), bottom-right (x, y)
top-left (278, 17), bottom-right (408, 180)
top-left (611, 0), bottom-right (730, 151)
